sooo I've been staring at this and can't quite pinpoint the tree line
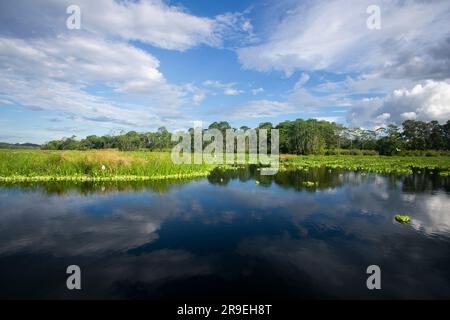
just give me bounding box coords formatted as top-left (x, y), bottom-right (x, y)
top-left (41, 119), bottom-right (450, 156)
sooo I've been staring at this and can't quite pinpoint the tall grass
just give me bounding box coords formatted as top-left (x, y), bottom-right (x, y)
top-left (1, 150), bottom-right (450, 181)
top-left (0, 150), bottom-right (215, 181)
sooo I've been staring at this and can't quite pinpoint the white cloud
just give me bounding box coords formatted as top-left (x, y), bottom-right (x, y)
top-left (251, 87), bottom-right (264, 95)
top-left (0, 0), bottom-right (252, 52)
top-left (0, 0), bottom-right (255, 141)
top-left (294, 73), bottom-right (310, 89)
top-left (315, 73), bottom-right (416, 98)
top-left (0, 35), bottom-right (187, 128)
top-left (220, 77), bottom-right (351, 121)
top-left (237, 0), bottom-right (450, 79)
top-left (213, 12), bottom-right (257, 47)
top-left (203, 80), bottom-right (235, 89)
top-left (400, 112), bottom-right (417, 120)
top-left (220, 100), bottom-right (295, 119)
top-left (414, 195), bottom-right (450, 235)
top-left (0, 99), bottom-right (12, 105)
top-left (348, 80), bottom-right (450, 127)
top-left (46, 126), bottom-right (84, 133)
top-left (288, 76), bottom-right (349, 111)
top-left (314, 116), bottom-right (341, 123)
top-left (184, 83), bottom-right (207, 105)
top-left (224, 88), bottom-right (243, 96)
top-left (203, 80), bottom-right (244, 95)
top-left (82, 0), bottom-right (218, 51)
top-left (192, 93), bottom-right (206, 105)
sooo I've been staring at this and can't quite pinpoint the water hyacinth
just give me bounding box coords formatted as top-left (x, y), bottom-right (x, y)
top-left (281, 155), bottom-right (450, 175)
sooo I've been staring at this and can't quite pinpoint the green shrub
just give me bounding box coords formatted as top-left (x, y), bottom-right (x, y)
top-left (325, 149), bottom-right (378, 156)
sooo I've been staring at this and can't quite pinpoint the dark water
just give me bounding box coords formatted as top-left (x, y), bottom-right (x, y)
top-left (0, 167), bottom-right (449, 299)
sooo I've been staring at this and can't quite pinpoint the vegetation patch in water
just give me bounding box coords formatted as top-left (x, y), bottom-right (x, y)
top-left (281, 155), bottom-right (450, 175)
top-left (395, 215), bottom-right (411, 224)
top-left (1, 150), bottom-right (450, 182)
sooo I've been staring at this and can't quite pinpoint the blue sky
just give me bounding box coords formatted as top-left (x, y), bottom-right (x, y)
top-left (1, 0), bottom-right (450, 143)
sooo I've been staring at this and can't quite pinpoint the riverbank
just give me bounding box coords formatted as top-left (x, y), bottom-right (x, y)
top-left (0, 150), bottom-right (215, 181)
top-left (1, 150), bottom-right (450, 181)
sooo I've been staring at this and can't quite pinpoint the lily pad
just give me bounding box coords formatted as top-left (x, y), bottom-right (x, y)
top-left (395, 214), bottom-right (410, 224)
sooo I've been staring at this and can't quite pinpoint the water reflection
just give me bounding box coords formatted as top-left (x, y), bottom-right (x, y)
top-left (0, 177), bottom-right (204, 196)
top-left (0, 168), bottom-right (449, 299)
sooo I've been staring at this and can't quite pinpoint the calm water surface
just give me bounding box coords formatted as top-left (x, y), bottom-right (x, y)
top-left (0, 167), bottom-right (449, 299)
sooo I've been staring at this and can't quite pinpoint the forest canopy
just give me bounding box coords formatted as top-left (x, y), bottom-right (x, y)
top-left (40, 119), bottom-right (450, 156)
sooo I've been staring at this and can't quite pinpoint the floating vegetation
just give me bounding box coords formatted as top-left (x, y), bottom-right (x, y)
top-left (395, 215), bottom-right (411, 224)
top-left (1, 151), bottom-right (450, 182)
top-left (281, 155), bottom-right (450, 175)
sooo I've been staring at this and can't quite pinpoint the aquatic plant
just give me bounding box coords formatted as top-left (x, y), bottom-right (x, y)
top-left (395, 215), bottom-right (411, 224)
top-left (281, 155), bottom-right (450, 175)
top-left (1, 150), bottom-right (450, 182)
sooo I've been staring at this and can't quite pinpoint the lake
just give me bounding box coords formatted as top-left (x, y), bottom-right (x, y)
top-left (0, 167), bottom-right (449, 299)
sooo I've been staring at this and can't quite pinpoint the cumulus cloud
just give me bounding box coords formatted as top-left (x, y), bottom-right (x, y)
top-left (83, 0), bottom-right (218, 51)
top-left (251, 87), bottom-right (264, 95)
top-left (348, 80), bottom-right (450, 127)
top-left (0, 36), bottom-right (178, 95)
top-left (0, 0), bottom-right (254, 140)
top-left (237, 0), bottom-right (450, 80)
top-left (0, 35), bottom-right (183, 127)
top-left (0, 0), bottom-right (252, 51)
top-left (233, 0), bottom-right (450, 126)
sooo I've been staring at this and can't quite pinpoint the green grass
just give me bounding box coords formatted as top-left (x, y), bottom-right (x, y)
top-left (0, 149), bottom-right (215, 181)
top-left (1, 150), bottom-right (450, 182)
top-left (281, 155), bottom-right (450, 175)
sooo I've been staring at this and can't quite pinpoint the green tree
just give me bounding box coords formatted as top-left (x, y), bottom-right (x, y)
top-left (377, 124), bottom-right (403, 155)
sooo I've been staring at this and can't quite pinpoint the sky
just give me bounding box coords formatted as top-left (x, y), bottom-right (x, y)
top-left (0, 0), bottom-right (450, 143)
